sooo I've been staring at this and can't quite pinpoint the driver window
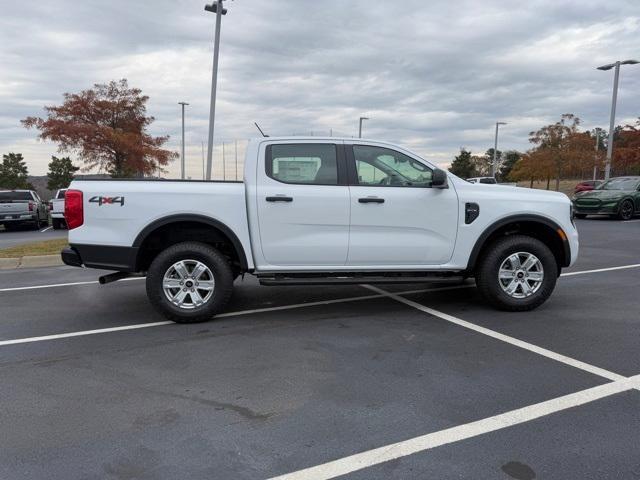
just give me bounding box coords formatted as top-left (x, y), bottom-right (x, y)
top-left (353, 145), bottom-right (432, 187)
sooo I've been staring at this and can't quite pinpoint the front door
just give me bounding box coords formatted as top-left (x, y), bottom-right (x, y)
top-left (256, 142), bottom-right (350, 267)
top-left (346, 143), bottom-right (459, 266)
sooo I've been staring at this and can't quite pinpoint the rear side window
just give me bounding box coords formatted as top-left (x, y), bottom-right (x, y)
top-left (266, 144), bottom-right (338, 185)
top-left (0, 191), bottom-right (32, 202)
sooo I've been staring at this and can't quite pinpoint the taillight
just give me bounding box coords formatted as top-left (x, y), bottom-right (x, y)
top-left (28, 201), bottom-right (34, 212)
top-left (65, 189), bottom-right (83, 229)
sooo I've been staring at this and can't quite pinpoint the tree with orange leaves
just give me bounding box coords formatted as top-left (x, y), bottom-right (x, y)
top-left (613, 119), bottom-right (640, 175)
top-left (22, 79), bottom-right (177, 178)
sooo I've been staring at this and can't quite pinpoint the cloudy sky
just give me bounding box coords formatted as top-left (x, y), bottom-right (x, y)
top-left (1, 0), bottom-right (639, 178)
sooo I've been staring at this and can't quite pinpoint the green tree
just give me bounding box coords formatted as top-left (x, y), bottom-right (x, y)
top-left (47, 156), bottom-right (79, 190)
top-left (498, 150), bottom-right (522, 181)
top-left (0, 153), bottom-right (30, 189)
top-left (449, 148), bottom-right (475, 178)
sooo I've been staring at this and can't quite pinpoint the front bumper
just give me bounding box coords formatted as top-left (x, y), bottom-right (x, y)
top-left (573, 199), bottom-right (619, 216)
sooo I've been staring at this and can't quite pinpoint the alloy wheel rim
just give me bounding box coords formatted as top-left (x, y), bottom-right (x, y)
top-left (621, 201), bottom-right (633, 219)
top-left (498, 252), bottom-right (544, 299)
top-left (162, 259), bottom-right (215, 309)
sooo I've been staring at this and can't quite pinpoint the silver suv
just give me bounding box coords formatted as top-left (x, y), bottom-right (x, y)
top-left (0, 190), bottom-right (48, 231)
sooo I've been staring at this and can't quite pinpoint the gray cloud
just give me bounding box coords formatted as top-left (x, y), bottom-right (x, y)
top-left (1, 0), bottom-right (638, 177)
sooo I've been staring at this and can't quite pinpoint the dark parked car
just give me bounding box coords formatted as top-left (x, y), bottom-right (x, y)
top-left (574, 180), bottom-right (603, 193)
top-left (572, 176), bottom-right (640, 220)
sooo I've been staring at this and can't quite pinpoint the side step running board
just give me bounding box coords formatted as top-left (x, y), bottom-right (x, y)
top-left (258, 273), bottom-right (465, 286)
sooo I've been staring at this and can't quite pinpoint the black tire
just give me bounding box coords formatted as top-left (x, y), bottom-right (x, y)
top-left (146, 241), bottom-right (234, 323)
top-left (52, 218), bottom-right (62, 230)
top-left (575, 213), bottom-right (587, 219)
top-left (617, 200), bottom-right (634, 220)
top-left (475, 235), bottom-right (558, 312)
top-left (31, 215), bottom-right (41, 230)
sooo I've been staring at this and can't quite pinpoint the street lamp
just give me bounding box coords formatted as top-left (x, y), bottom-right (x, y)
top-left (204, 0), bottom-right (228, 180)
top-left (358, 116), bottom-right (369, 138)
top-left (491, 122), bottom-right (507, 178)
top-left (596, 59), bottom-right (639, 181)
top-left (593, 127), bottom-right (601, 181)
top-left (178, 102), bottom-right (189, 180)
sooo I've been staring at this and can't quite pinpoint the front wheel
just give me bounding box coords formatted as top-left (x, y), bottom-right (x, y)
top-left (146, 242), bottom-right (234, 323)
top-left (475, 235), bottom-right (558, 311)
top-left (617, 200), bottom-right (634, 220)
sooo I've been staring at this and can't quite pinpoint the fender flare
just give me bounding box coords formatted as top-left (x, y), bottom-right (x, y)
top-left (466, 214), bottom-right (571, 271)
top-left (133, 214), bottom-right (249, 270)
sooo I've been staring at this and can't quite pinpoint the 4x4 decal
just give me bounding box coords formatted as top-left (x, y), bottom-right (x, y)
top-left (89, 196), bottom-right (125, 206)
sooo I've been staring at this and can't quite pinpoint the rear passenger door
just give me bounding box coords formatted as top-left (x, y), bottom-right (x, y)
top-left (256, 142), bottom-right (350, 267)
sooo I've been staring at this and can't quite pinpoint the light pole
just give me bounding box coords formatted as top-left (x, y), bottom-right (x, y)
top-left (491, 122), bottom-right (507, 178)
top-left (597, 59), bottom-right (639, 181)
top-left (204, 0), bottom-right (228, 180)
top-left (358, 116), bottom-right (369, 138)
top-left (593, 127), bottom-right (601, 181)
top-left (178, 102), bottom-right (189, 179)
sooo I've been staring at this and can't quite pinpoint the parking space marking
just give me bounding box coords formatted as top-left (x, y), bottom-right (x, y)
top-left (0, 277), bottom-right (145, 293)
top-left (2, 262), bottom-right (638, 294)
top-left (268, 374), bottom-right (640, 480)
top-left (363, 285), bottom-right (626, 382)
top-left (560, 263), bottom-right (640, 277)
top-left (0, 284), bottom-right (474, 347)
top-left (40, 226), bottom-right (52, 233)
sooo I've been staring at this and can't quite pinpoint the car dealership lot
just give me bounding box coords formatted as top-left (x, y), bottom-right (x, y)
top-left (1, 219), bottom-right (639, 479)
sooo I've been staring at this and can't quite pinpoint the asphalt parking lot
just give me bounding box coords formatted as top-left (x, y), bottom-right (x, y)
top-left (1, 218), bottom-right (639, 479)
top-left (0, 224), bottom-right (67, 249)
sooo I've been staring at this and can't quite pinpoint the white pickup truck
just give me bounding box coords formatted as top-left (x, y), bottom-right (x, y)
top-left (62, 138), bottom-right (578, 323)
top-left (48, 188), bottom-right (67, 229)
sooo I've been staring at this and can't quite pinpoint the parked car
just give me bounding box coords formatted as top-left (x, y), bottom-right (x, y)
top-left (573, 176), bottom-right (640, 220)
top-left (49, 188), bottom-right (67, 229)
top-left (574, 180), bottom-right (603, 194)
top-left (0, 190), bottom-right (48, 231)
top-left (61, 137), bottom-right (578, 322)
top-left (467, 177), bottom-right (498, 184)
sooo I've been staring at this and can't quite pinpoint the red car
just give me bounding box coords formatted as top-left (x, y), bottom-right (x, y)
top-left (574, 180), bottom-right (603, 193)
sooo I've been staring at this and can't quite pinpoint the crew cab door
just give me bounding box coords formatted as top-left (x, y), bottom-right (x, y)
top-left (256, 141), bottom-right (350, 266)
top-left (346, 143), bottom-right (458, 266)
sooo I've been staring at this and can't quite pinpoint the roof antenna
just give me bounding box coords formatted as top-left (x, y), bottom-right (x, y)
top-left (254, 122), bottom-right (269, 137)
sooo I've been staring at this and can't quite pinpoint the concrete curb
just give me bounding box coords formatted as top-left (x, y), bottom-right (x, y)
top-left (0, 254), bottom-right (63, 270)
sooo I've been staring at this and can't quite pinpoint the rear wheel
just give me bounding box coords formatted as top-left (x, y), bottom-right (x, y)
top-left (146, 241), bottom-right (234, 323)
top-left (52, 218), bottom-right (63, 230)
top-left (575, 213), bottom-right (587, 219)
top-left (617, 200), bottom-right (634, 220)
top-left (475, 235), bottom-right (558, 311)
top-left (30, 214), bottom-right (41, 230)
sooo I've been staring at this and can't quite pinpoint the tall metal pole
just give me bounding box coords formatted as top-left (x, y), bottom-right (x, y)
top-left (358, 117), bottom-right (369, 138)
top-left (491, 122), bottom-right (506, 178)
top-left (604, 62), bottom-right (620, 181)
top-left (201, 141), bottom-right (205, 180)
top-left (205, 0), bottom-right (225, 180)
top-left (593, 127), bottom-right (600, 181)
top-left (178, 102), bottom-right (188, 179)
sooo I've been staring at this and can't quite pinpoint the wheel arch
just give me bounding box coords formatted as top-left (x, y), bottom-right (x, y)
top-left (133, 214), bottom-right (249, 272)
top-left (466, 214), bottom-right (571, 275)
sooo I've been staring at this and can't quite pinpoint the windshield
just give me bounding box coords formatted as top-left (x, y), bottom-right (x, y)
top-left (0, 191), bottom-right (32, 202)
top-left (598, 178), bottom-right (640, 191)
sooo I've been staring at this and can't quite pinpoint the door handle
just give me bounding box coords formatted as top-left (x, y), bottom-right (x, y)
top-left (358, 197), bottom-right (384, 204)
top-left (266, 196), bottom-right (293, 202)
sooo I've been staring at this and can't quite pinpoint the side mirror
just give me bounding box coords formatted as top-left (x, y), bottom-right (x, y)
top-left (431, 169), bottom-right (448, 189)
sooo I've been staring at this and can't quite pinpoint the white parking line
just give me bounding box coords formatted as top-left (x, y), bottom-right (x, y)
top-left (267, 374), bottom-right (640, 480)
top-left (364, 284), bottom-right (625, 382)
top-left (2, 262), bottom-right (638, 293)
top-left (561, 263), bottom-right (640, 276)
top-left (39, 226), bottom-right (52, 233)
top-left (0, 284), bottom-right (474, 347)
